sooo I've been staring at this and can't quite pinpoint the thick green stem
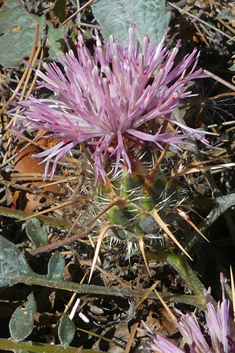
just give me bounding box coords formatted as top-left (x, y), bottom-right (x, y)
top-left (146, 248), bottom-right (215, 310)
top-left (0, 338), bottom-right (103, 353)
top-left (5, 271), bottom-right (170, 300)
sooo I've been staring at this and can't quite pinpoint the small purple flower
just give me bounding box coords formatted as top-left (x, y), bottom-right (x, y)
top-left (15, 26), bottom-right (210, 183)
top-left (140, 274), bottom-right (235, 353)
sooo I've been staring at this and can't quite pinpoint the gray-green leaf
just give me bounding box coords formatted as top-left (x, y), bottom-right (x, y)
top-left (26, 218), bottom-right (48, 248)
top-left (9, 293), bottom-right (37, 342)
top-left (91, 0), bottom-right (170, 44)
top-left (0, 235), bottom-right (34, 288)
top-left (58, 314), bottom-right (76, 347)
top-left (47, 251), bottom-right (65, 281)
top-left (0, 0), bottom-right (67, 68)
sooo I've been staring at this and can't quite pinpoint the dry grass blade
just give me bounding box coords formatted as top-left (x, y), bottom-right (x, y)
top-left (171, 157), bottom-right (235, 177)
top-left (58, 0), bottom-right (95, 28)
top-left (151, 208), bottom-right (192, 260)
top-left (1, 24), bottom-right (43, 170)
top-left (147, 143), bottom-right (169, 184)
top-left (16, 197), bottom-right (88, 222)
top-left (167, 2), bottom-right (234, 41)
top-left (29, 227), bottom-right (93, 256)
top-left (138, 236), bottom-right (151, 276)
top-left (0, 25), bottom-right (39, 116)
top-left (125, 321), bottom-right (139, 353)
top-left (77, 327), bottom-right (125, 350)
top-left (88, 224), bottom-right (121, 283)
top-left (136, 281), bottom-right (160, 308)
top-left (80, 259), bottom-right (130, 285)
top-left (125, 281), bottom-right (160, 353)
top-left (154, 288), bottom-right (176, 323)
top-left (182, 163), bottom-right (235, 174)
top-left (175, 208), bottom-right (209, 242)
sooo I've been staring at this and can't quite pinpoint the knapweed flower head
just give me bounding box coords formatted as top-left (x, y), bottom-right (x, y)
top-left (15, 25), bottom-right (210, 184)
top-left (140, 273), bottom-right (235, 353)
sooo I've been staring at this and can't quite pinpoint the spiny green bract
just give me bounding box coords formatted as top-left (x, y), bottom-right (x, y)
top-left (99, 173), bottom-right (168, 242)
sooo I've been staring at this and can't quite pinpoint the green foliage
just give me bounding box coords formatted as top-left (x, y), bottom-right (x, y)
top-left (0, 235), bottom-right (35, 288)
top-left (0, 0), bottom-right (66, 68)
top-left (47, 252), bottom-right (65, 281)
top-left (104, 173), bottom-right (165, 241)
top-left (109, 205), bottom-right (135, 229)
top-left (138, 215), bottom-right (159, 234)
top-left (91, 0), bottom-right (170, 44)
top-left (150, 247), bottom-right (209, 310)
top-left (142, 178), bottom-right (168, 211)
top-left (0, 337), bottom-right (105, 352)
top-left (9, 293), bottom-right (37, 342)
top-left (108, 204), bottom-right (137, 239)
top-left (0, 236), bottom-right (65, 288)
top-left (53, 0), bottom-right (67, 23)
top-left (122, 174), bottom-right (144, 200)
top-left (26, 218), bottom-right (48, 248)
top-left (58, 314), bottom-right (76, 347)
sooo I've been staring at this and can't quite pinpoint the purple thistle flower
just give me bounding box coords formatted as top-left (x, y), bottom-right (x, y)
top-left (15, 26), bottom-right (210, 184)
top-left (140, 274), bottom-right (235, 353)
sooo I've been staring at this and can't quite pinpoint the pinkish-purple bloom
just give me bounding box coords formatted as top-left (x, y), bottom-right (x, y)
top-left (140, 274), bottom-right (235, 353)
top-left (15, 26), bottom-right (210, 184)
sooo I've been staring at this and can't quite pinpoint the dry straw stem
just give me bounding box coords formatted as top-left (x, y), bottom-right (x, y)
top-left (88, 224), bottom-right (122, 283)
top-left (125, 281), bottom-right (160, 353)
top-left (175, 208), bottom-right (209, 242)
top-left (138, 235), bottom-right (151, 276)
top-left (0, 25), bottom-right (39, 116)
top-left (125, 321), bottom-right (140, 353)
top-left (0, 205), bottom-right (87, 235)
top-left (16, 196), bottom-right (89, 222)
top-left (150, 208), bottom-right (192, 260)
top-left (80, 259), bottom-right (132, 286)
top-left (2, 24), bottom-right (44, 170)
top-left (167, 1), bottom-right (234, 42)
top-left (58, 0), bottom-right (95, 28)
top-left (86, 198), bottom-right (127, 227)
top-left (193, 21), bottom-right (210, 47)
top-left (29, 226), bottom-right (94, 256)
top-left (77, 326), bottom-right (125, 351)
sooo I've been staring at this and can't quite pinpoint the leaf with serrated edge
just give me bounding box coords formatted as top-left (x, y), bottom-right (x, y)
top-left (91, 0), bottom-right (170, 44)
